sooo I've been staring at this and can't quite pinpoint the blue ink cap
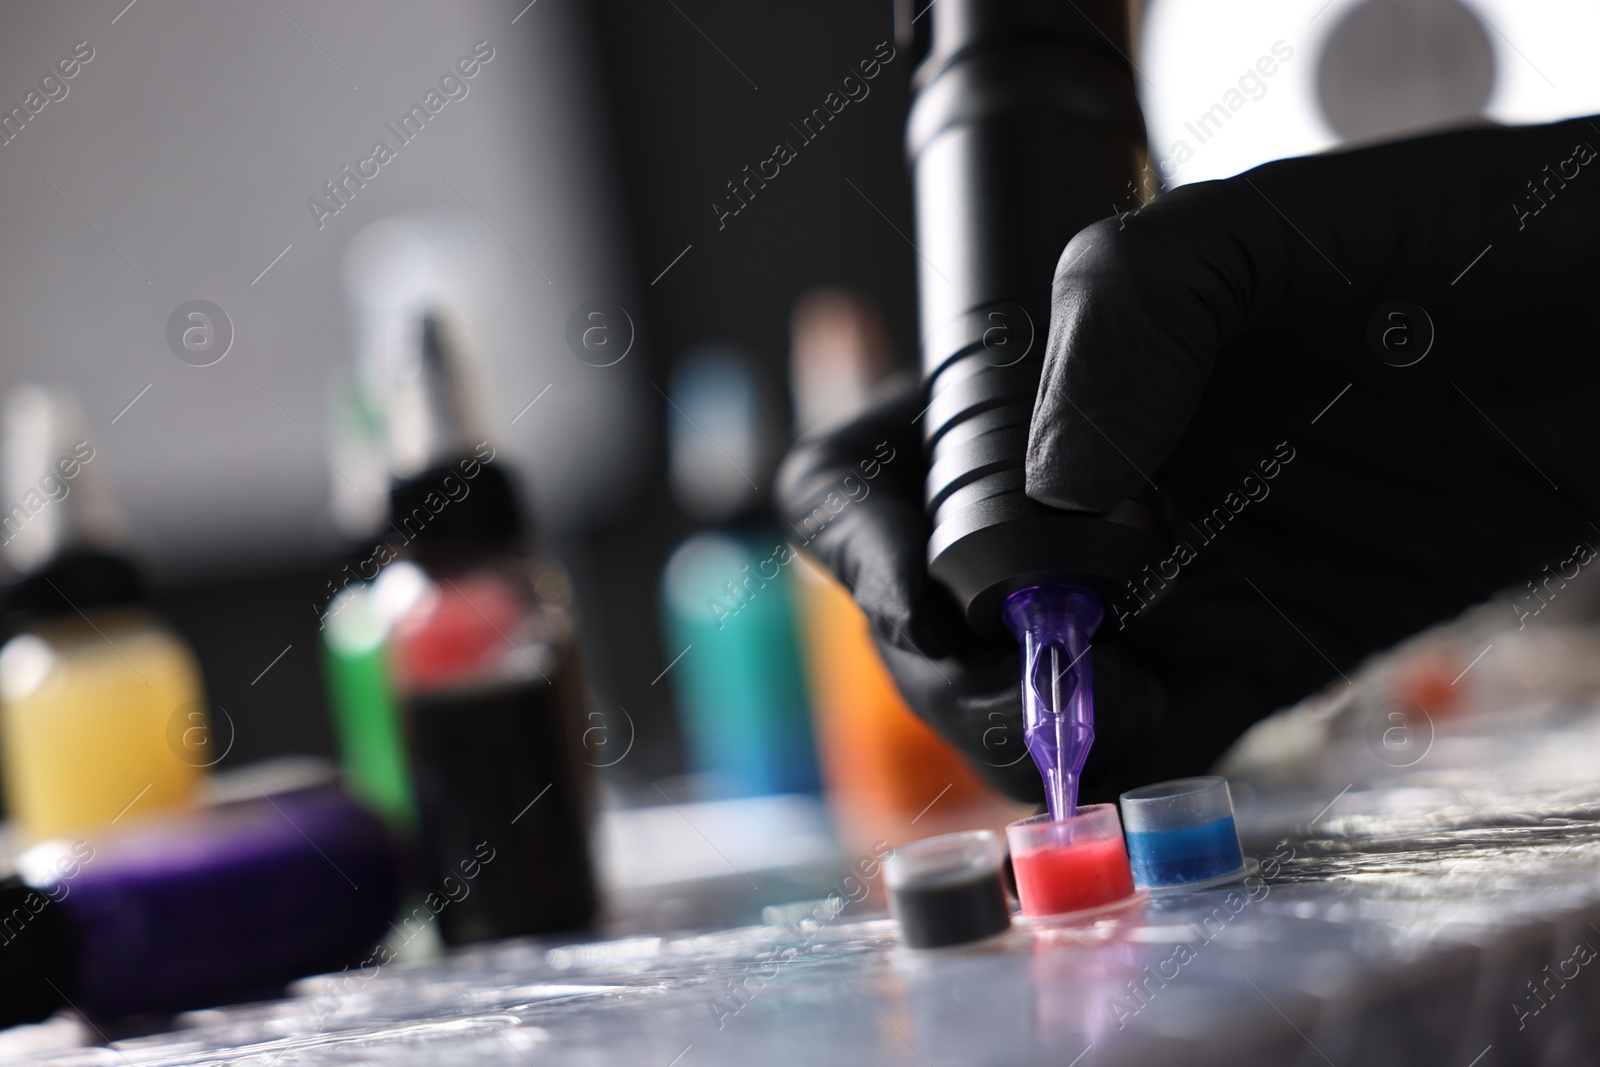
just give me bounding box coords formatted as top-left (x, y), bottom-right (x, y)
top-left (1120, 776), bottom-right (1251, 892)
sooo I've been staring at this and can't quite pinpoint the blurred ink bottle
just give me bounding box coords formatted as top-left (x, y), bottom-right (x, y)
top-left (320, 357), bottom-right (417, 832)
top-left (783, 291), bottom-right (993, 827)
top-left (0, 775), bottom-right (402, 1027)
top-left (323, 306), bottom-right (597, 942)
top-left (0, 385), bottom-right (207, 841)
top-left (659, 345), bottom-right (822, 799)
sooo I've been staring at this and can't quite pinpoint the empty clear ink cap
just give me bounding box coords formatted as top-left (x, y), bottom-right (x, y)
top-left (1120, 776), bottom-right (1253, 892)
top-left (884, 831), bottom-right (1011, 949)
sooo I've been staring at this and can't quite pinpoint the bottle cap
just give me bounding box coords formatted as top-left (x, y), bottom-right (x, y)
top-left (379, 311), bottom-right (486, 481)
top-left (0, 386), bottom-right (141, 618)
top-left (787, 288), bottom-right (892, 437)
top-left (666, 347), bottom-right (762, 524)
top-left (372, 312), bottom-right (525, 552)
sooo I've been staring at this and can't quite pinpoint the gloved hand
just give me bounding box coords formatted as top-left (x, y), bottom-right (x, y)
top-left (777, 115), bottom-right (1600, 803)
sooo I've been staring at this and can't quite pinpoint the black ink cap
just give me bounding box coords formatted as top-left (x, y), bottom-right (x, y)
top-left (884, 830), bottom-right (1011, 949)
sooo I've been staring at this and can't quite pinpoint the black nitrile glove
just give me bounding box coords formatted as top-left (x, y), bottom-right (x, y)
top-left (778, 116), bottom-right (1600, 804)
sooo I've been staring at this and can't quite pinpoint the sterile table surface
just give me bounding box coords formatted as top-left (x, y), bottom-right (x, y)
top-left (12, 640), bottom-right (1600, 1065)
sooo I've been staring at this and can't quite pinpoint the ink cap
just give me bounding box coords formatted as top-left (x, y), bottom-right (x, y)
top-left (1006, 804), bottom-right (1142, 920)
top-left (1120, 776), bottom-right (1254, 892)
top-left (884, 830), bottom-right (1011, 949)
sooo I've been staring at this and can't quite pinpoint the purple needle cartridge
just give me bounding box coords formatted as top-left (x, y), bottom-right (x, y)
top-left (1001, 585), bottom-right (1104, 822)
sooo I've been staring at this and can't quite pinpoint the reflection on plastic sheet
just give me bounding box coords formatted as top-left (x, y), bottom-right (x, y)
top-left (2, 816), bottom-right (1596, 1064)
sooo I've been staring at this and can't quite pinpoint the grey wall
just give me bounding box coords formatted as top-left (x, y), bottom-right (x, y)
top-left (0, 0), bottom-right (650, 580)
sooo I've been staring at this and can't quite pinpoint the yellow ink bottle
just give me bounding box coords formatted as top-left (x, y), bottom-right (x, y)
top-left (0, 386), bottom-right (207, 840)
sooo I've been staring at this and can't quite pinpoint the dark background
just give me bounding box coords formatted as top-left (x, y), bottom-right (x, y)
top-left (147, 0), bottom-right (921, 797)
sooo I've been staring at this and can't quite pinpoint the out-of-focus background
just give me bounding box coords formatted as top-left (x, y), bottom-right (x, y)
top-left (3, 0), bottom-right (1600, 831)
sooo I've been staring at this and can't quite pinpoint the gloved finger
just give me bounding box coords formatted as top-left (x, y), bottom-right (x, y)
top-left (776, 373), bottom-right (925, 508)
top-left (870, 630), bottom-right (1039, 801)
top-left (871, 636), bottom-right (1166, 805)
top-left (775, 375), bottom-right (955, 656)
top-left (1025, 116), bottom-right (1600, 513)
